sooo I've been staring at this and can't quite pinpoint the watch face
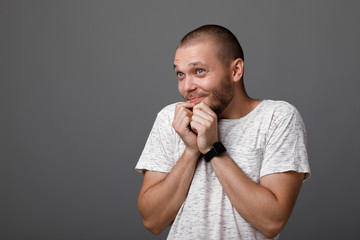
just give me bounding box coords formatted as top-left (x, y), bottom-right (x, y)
top-left (204, 142), bottom-right (226, 162)
top-left (214, 142), bottom-right (226, 154)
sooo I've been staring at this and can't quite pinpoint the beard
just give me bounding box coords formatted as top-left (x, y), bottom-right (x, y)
top-left (184, 74), bottom-right (234, 116)
top-left (209, 74), bottom-right (234, 115)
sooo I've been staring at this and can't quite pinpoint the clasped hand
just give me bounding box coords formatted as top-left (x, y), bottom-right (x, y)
top-left (172, 102), bottom-right (219, 154)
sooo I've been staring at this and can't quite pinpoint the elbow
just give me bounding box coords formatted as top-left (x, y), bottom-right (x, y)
top-left (260, 220), bottom-right (287, 239)
top-left (137, 199), bottom-right (167, 235)
top-left (263, 231), bottom-right (280, 240)
top-left (142, 218), bottom-right (166, 235)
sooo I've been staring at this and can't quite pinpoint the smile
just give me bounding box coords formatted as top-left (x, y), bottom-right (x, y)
top-left (188, 97), bottom-right (205, 104)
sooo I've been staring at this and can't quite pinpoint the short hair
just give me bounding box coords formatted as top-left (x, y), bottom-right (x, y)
top-left (178, 24), bottom-right (244, 66)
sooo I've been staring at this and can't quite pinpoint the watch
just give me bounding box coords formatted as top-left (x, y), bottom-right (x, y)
top-left (203, 142), bottom-right (227, 162)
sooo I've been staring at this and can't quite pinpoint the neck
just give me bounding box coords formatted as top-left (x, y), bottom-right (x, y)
top-left (218, 86), bottom-right (260, 119)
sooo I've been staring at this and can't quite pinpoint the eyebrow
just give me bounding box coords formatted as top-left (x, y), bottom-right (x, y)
top-left (189, 62), bottom-right (209, 68)
top-left (174, 62), bottom-right (209, 70)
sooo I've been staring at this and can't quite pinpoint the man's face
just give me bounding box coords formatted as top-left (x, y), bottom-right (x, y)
top-left (174, 42), bottom-right (234, 116)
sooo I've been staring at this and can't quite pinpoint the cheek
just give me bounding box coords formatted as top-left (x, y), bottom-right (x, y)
top-left (178, 82), bottom-right (183, 94)
top-left (178, 82), bottom-right (188, 97)
top-left (200, 77), bottom-right (218, 91)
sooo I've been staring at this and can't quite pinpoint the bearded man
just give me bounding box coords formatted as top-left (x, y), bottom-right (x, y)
top-left (135, 24), bottom-right (310, 240)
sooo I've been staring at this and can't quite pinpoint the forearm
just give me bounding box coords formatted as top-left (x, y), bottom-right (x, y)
top-left (210, 154), bottom-right (299, 238)
top-left (138, 148), bottom-right (200, 234)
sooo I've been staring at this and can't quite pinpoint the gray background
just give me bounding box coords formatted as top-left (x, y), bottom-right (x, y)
top-left (1, 1), bottom-right (359, 239)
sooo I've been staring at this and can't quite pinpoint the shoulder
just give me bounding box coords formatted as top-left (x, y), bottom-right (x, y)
top-left (258, 100), bottom-right (304, 127)
top-left (158, 102), bottom-right (177, 116)
top-left (155, 102), bottom-right (182, 122)
top-left (261, 100), bottom-right (301, 118)
top-left (261, 100), bottom-right (299, 115)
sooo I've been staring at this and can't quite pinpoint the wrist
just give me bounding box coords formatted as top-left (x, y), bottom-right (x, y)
top-left (200, 146), bottom-right (212, 155)
top-left (202, 142), bottom-right (227, 162)
top-left (185, 147), bottom-right (201, 158)
top-left (200, 139), bottom-right (219, 155)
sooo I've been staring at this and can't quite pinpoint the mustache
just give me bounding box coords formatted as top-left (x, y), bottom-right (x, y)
top-left (184, 92), bottom-right (208, 101)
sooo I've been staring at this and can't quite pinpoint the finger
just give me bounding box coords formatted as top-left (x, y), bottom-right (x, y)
top-left (192, 107), bottom-right (214, 122)
top-left (176, 102), bottom-right (196, 112)
top-left (192, 115), bottom-right (213, 133)
top-left (174, 103), bottom-right (193, 123)
top-left (193, 102), bottom-right (217, 118)
top-left (188, 122), bottom-right (197, 134)
top-left (173, 109), bottom-right (191, 130)
top-left (191, 114), bottom-right (211, 127)
top-left (180, 115), bottom-right (193, 133)
top-left (189, 120), bottom-right (203, 134)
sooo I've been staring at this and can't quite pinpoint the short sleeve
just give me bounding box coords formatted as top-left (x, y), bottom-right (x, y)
top-left (135, 106), bottom-right (176, 174)
top-left (261, 108), bottom-right (311, 180)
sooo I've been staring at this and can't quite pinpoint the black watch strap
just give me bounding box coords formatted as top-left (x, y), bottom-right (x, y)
top-left (203, 142), bottom-right (226, 162)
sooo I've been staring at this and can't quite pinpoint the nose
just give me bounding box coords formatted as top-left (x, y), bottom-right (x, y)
top-left (183, 76), bottom-right (197, 93)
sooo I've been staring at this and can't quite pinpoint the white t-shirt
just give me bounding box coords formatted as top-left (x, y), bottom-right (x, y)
top-left (136, 100), bottom-right (310, 240)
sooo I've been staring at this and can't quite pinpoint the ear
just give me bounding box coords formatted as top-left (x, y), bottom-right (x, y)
top-left (231, 58), bottom-right (244, 83)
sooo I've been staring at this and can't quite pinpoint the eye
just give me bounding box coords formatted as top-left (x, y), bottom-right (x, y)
top-left (176, 72), bottom-right (185, 78)
top-left (196, 69), bottom-right (205, 74)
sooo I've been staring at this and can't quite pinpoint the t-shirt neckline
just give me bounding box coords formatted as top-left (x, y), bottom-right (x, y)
top-left (219, 100), bottom-right (266, 124)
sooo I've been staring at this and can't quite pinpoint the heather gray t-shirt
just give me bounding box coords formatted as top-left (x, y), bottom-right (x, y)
top-left (136, 100), bottom-right (310, 240)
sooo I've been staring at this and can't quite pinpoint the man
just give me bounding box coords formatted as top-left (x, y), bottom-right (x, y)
top-left (135, 24), bottom-right (310, 239)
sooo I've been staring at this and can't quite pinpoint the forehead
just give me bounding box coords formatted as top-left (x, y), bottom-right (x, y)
top-left (174, 42), bottom-right (220, 69)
